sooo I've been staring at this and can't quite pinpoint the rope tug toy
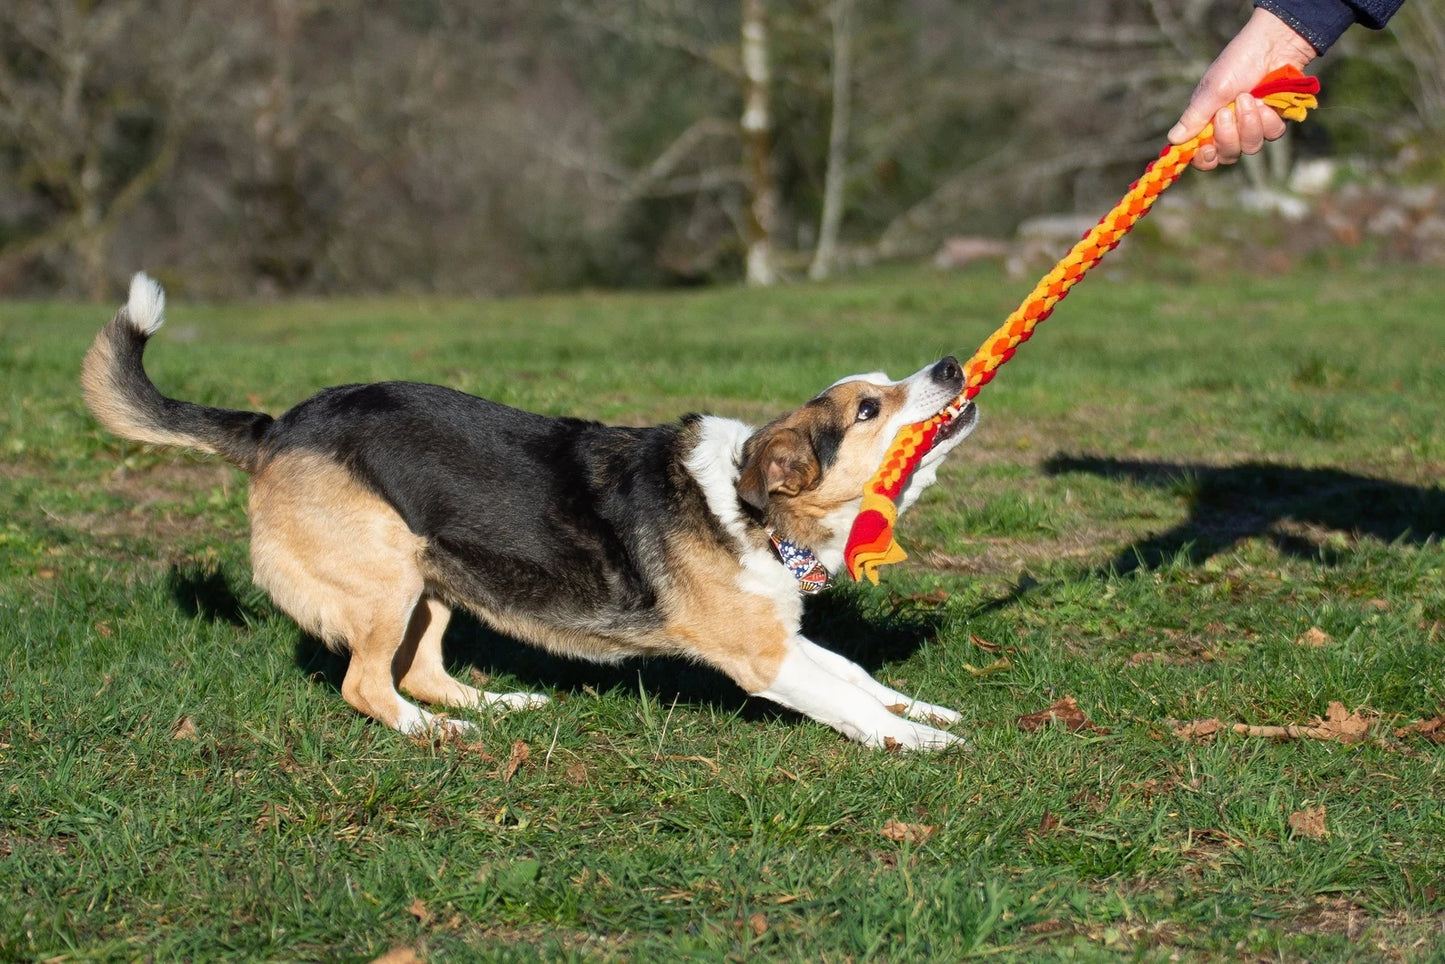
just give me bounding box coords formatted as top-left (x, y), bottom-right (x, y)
top-left (843, 67), bottom-right (1321, 585)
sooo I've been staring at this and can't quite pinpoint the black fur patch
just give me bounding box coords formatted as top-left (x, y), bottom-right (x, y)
top-left (261, 382), bottom-right (710, 635)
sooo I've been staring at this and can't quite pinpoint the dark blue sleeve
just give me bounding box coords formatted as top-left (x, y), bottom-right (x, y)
top-left (1255, 0), bottom-right (1407, 53)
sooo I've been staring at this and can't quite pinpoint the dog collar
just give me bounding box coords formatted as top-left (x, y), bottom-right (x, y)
top-left (769, 531), bottom-right (832, 595)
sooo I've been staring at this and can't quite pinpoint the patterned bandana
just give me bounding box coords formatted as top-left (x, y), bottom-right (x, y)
top-left (769, 531), bottom-right (832, 595)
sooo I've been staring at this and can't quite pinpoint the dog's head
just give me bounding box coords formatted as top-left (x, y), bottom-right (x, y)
top-left (738, 355), bottom-right (977, 557)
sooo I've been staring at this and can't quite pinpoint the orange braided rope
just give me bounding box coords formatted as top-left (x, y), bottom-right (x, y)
top-left (843, 68), bottom-right (1321, 584)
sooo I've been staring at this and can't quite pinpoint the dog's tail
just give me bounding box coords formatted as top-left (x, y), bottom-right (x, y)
top-left (81, 273), bottom-right (274, 473)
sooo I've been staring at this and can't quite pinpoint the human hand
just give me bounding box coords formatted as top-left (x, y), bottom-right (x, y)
top-left (1168, 7), bottom-right (1317, 171)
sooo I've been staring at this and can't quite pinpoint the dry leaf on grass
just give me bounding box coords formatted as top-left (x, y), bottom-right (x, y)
top-left (1172, 718), bottom-right (1223, 741)
top-left (1395, 715), bottom-right (1445, 743)
top-left (171, 716), bottom-right (198, 741)
top-left (1296, 626), bottom-right (1331, 648)
top-left (969, 634), bottom-right (1003, 653)
top-left (500, 740), bottom-right (530, 783)
top-left (748, 912), bottom-right (768, 937)
top-left (1288, 805), bottom-right (1328, 839)
top-left (407, 898), bottom-right (431, 925)
top-left (879, 819), bottom-right (936, 845)
top-left (1017, 696), bottom-right (1106, 734)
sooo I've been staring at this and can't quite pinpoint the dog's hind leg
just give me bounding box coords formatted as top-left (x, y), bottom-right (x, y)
top-left (339, 588), bottom-right (470, 736)
top-left (395, 596), bottom-right (550, 712)
top-left (250, 452), bottom-right (473, 736)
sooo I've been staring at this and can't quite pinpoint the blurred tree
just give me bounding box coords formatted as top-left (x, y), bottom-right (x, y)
top-left (807, 0), bottom-right (853, 280)
top-left (0, 0), bottom-right (1434, 297)
top-left (0, 0), bottom-right (205, 297)
top-left (741, 0), bottom-right (778, 284)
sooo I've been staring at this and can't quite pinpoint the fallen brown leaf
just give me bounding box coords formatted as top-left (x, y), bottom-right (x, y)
top-left (882, 736), bottom-right (902, 753)
top-left (1296, 626), bottom-right (1331, 648)
top-left (748, 912), bottom-right (768, 937)
top-left (407, 898), bottom-right (431, 925)
top-left (879, 819), bottom-right (936, 845)
top-left (1017, 696), bottom-right (1104, 734)
top-left (1394, 715), bottom-right (1445, 744)
top-left (1313, 702), bottom-right (1372, 743)
top-left (1172, 718), bottom-right (1223, 742)
top-left (501, 740), bottom-right (530, 783)
top-left (1288, 805), bottom-right (1328, 839)
top-left (564, 762), bottom-right (589, 785)
top-left (969, 633), bottom-right (1003, 653)
top-left (1036, 810), bottom-right (1060, 835)
top-left (171, 716), bottom-right (198, 741)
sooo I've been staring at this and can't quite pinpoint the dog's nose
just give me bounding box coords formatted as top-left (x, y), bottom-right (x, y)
top-left (931, 355), bottom-right (962, 384)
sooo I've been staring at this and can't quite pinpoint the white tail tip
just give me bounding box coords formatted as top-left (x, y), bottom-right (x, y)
top-left (126, 272), bottom-right (166, 336)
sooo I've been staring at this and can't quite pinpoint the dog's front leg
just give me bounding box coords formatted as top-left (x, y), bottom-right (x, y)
top-left (794, 638), bottom-right (962, 727)
top-left (755, 639), bottom-right (962, 751)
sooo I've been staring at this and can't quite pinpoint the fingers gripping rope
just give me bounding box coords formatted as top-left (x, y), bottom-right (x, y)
top-left (843, 68), bottom-right (1320, 584)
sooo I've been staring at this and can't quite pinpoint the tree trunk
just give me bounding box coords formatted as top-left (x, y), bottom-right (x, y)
top-left (809, 0), bottom-right (853, 281)
top-left (741, 0), bottom-right (777, 286)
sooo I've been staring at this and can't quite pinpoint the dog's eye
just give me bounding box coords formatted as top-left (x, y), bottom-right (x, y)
top-left (855, 398), bottom-right (880, 422)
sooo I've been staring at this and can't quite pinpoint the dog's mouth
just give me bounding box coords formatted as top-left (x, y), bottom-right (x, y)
top-left (935, 400), bottom-right (977, 441)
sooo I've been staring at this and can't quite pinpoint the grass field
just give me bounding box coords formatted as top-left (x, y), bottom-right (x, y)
top-left (3, 260), bottom-right (1444, 962)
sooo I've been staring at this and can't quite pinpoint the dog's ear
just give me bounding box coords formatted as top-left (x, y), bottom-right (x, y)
top-left (737, 427), bottom-right (820, 511)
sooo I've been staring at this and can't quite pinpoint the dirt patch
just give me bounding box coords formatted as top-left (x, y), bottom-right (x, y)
top-left (1277, 897), bottom-right (1445, 960)
top-left (6, 457), bottom-right (248, 554)
top-left (101, 459), bottom-right (242, 506)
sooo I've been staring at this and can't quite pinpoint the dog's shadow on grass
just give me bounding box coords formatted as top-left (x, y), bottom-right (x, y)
top-left (1044, 453), bottom-right (1445, 574)
top-left (293, 586), bottom-right (944, 719)
top-left (168, 563), bottom-right (259, 627)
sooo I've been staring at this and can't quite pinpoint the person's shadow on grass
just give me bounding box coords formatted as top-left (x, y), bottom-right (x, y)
top-left (1042, 453), bottom-right (1445, 574)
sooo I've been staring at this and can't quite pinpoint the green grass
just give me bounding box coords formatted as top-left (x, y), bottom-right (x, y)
top-left (3, 262), bottom-right (1445, 961)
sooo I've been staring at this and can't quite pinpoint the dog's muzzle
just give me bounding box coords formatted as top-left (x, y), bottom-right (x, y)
top-left (936, 400), bottom-right (976, 440)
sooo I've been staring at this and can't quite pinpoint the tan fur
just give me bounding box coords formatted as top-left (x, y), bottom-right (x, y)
top-left (745, 379), bottom-right (913, 547)
top-left (80, 325), bottom-right (218, 454)
top-left (395, 597), bottom-right (481, 709)
top-left (249, 451), bottom-right (431, 730)
top-left (797, 384), bottom-right (914, 510)
top-left (661, 532), bottom-right (792, 692)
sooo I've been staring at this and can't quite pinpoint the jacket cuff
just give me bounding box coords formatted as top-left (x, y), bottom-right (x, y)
top-left (1255, 0), bottom-right (1356, 54)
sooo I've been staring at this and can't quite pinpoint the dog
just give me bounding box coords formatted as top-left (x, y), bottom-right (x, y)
top-left (82, 274), bottom-right (978, 750)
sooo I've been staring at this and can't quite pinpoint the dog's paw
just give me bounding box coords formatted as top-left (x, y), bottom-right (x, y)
top-left (485, 691), bottom-right (551, 711)
top-left (901, 700), bottom-right (962, 727)
top-left (873, 720), bottom-right (966, 753)
top-left (405, 713), bottom-right (478, 738)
